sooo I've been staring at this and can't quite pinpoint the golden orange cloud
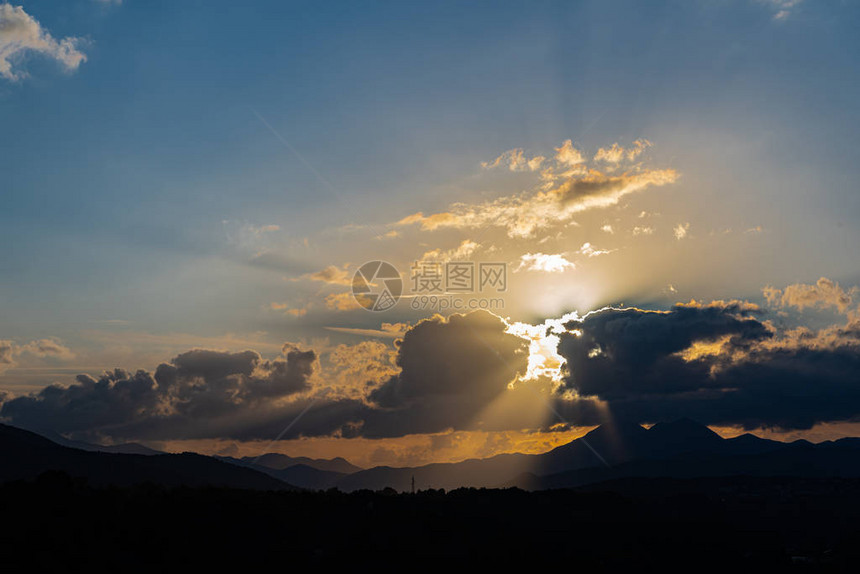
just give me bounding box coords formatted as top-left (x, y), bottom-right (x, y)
top-left (398, 149), bottom-right (678, 238)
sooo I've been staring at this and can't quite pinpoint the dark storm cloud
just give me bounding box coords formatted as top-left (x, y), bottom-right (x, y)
top-left (235, 311), bottom-right (530, 441)
top-left (154, 347), bottom-right (315, 417)
top-left (370, 311), bottom-right (528, 408)
top-left (558, 304), bottom-right (860, 430)
top-left (4, 303), bottom-right (859, 442)
top-left (558, 302), bottom-right (771, 400)
top-left (0, 346), bottom-right (316, 438)
top-left (0, 369), bottom-right (160, 433)
top-left (0, 311), bottom-right (530, 442)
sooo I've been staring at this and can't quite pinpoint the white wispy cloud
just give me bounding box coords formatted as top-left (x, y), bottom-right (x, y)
top-left (763, 0), bottom-right (803, 20)
top-left (482, 148), bottom-right (545, 172)
top-left (325, 323), bottom-right (409, 339)
top-left (674, 222), bottom-right (690, 240)
top-left (577, 242), bottom-right (613, 258)
top-left (516, 253), bottom-right (576, 273)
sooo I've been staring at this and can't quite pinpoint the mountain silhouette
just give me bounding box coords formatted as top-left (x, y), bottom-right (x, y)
top-left (10, 418), bottom-right (860, 493)
top-left (235, 452), bottom-right (362, 474)
top-left (509, 439), bottom-right (860, 490)
top-left (37, 430), bottom-right (163, 456)
top-left (337, 419), bottom-right (699, 491)
top-left (335, 418), bottom-right (858, 491)
top-left (217, 456), bottom-right (350, 489)
top-left (0, 424), bottom-right (296, 490)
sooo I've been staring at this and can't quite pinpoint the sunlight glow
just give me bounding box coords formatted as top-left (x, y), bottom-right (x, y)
top-left (505, 312), bottom-right (581, 382)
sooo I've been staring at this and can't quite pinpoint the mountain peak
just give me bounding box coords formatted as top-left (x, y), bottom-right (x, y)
top-left (582, 420), bottom-right (649, 442)
top-left (648, 418), bottom-right (720, 440)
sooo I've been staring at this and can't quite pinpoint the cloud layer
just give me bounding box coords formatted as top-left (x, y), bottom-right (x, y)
top-left (3, 280), bottom-right (860, 443)
top-left (558, 297), bottom-right (860, 430)
top-left (1, 345), bottom-right (316, 438)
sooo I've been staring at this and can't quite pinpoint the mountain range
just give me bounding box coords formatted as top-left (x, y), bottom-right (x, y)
top-left (0, 424), bottom-right (294, 490)
top-left (216, 455), bottom-right (357, 490)
top-left (7, 418), bottom-right (860, 492)
top-left (334, 418), bottom-right (860, 491)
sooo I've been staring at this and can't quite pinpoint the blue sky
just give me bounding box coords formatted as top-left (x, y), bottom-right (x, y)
top-left (2, 0), bottom-right (860, 462)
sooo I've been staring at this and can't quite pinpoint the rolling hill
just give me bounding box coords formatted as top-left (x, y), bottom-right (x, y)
top-left (0, 424), bottom-right (295, 490)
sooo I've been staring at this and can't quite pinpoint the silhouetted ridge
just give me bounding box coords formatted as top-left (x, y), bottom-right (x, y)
top-left (0, 423), bottom-right (296, 490)
top-left (239, 452), bottom-right (362, 474)
top-left (37, 430), bottom-right (163, 455)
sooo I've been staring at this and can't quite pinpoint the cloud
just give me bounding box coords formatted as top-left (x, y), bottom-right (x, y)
top-left (764, 277), bottom-right (855, 314)
top-left (5, 290), bottom-right (860, 442)
top-left (0, 341), bottom-right (14, 367)
top-left (325, 292), bottom-right (364, 311)
top-left (419, 239), bottom-right (480, 263)
top-left (593, 139), bottom-right (651, 165)
top-left (556, 296), bottom-right (860, 430)
top-left (361, 311), bottom-right (532, 435)
top-left (482, 148), bottom-right (545, 172)
top-left (270, 302), bottom-right (309, 317)
top-left (0, 311), bottom-right (535, 441)
top-left (577, 242), bottom-right (613, 258)
top-left (601, 224), bottom-right (614, 234)
top-left (161, 345), bottom-right (317, 405)
top-left (554, 140), bottom-right (586, 167)
top-left (0, 345), bottom-right (317, 437)
top-left (0, 338), bottom-right (75, 372)
top-left (323, 340), bottom-right (398, 400)
top-left (398, 140), bottom-right (678, 238)
top-left (2, 368), bottom-right (163, 433)
top-left (633, 226), bottom-right (654, 236)
top-left (325, 323), bottom-right (408, 339)
top-left (516, 253), bottom-right (576, 273)
top-left (674, 222), bottom-right (690, 240)
top-left (21, 338), bottom-right (75, 359)
top-left (0, 4), bottom-right (87, 81)
top-left (376, 229), bottom-right (400, 240)
top-left (558, 303), bottom-right (772, 400)
top-left (763, 0), bottom-right (803, 20)
top-left (400, 169), bottom-right (677, 238)
top-left (299, 265), bottom-right (352, 286)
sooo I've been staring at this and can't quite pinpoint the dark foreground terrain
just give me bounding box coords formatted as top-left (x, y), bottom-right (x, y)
top-left (3, 473), bottom-right (860, 572)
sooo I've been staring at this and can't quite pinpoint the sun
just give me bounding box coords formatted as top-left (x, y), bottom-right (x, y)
top-left (505, 312), bottom-right (581, 383)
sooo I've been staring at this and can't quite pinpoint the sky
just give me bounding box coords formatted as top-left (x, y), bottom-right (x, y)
top-left (1, 0), bottom-right (859, 467)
